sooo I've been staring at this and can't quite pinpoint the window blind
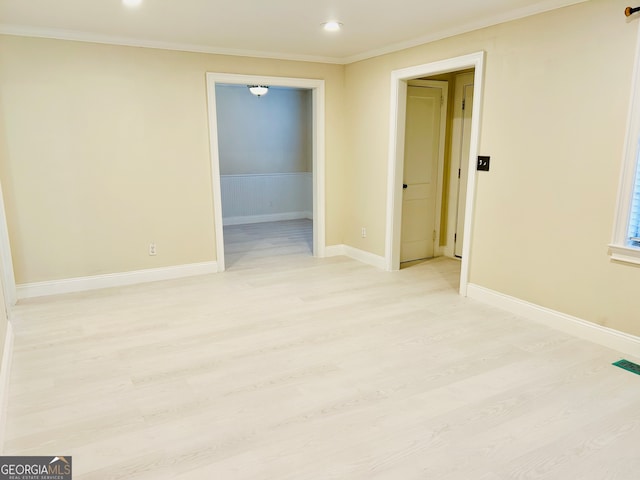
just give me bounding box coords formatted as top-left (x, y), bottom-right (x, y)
top-left (627, 146), bottom-right (640, 246)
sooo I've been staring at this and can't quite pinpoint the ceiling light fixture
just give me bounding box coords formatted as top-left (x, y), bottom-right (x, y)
top-left (248, 85), bottom-right (269, 97)
top-left (122, 0), bottom-right (143, 8)
top-left (322, 21), bottom-right (343, 32)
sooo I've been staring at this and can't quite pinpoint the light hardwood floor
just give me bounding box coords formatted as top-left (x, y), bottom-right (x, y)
top-left (4, 219), bottom-right (640, 479)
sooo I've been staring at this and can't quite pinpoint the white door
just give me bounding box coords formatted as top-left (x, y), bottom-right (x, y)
top-left (451, 73), bottom-right (474, 258)
top-left (400, 85), bottom-right (442, 263)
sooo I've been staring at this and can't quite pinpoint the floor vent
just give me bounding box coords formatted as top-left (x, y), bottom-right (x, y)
top-left (612, 359), bottom-right (640, 376)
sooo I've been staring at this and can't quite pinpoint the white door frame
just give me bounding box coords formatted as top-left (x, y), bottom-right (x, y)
top-left (385, 51), bottom-right (485, 296)
top-left (0, 181), bottom-right (16, 308)
top-left (205, 73), bottom-right (325, 272)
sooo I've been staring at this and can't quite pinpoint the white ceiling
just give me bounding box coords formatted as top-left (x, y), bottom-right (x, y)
top-left (0, 0), bottom-right (586, 64)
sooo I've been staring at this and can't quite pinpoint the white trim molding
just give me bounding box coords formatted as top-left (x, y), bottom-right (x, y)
top-left (467, 283), bottom-right (640, 359)
top-left (0, 321), bottom-right (14, 454)
top-left (325, 245), bottom-right (387, 270)
top-left (16, 262), bottom-right (218, 300)
top-left (0, 24), bottom-right (343, 65)
top-left (608, 244), bottom-right (640, 266)
top-left (385, 52), bottom-right (486, 299)
top-left (0, 181), bottom-right (16, 307)
top-left (223, 212), bottom-right (312, 226)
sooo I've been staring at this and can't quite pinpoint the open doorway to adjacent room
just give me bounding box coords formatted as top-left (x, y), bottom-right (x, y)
top-left (399, 69), bottom-right (475, 271)
top-left (385, 53), bottom-right (485, 296)
top-left (215, 84), bottom-right (313, 269)
top-left (206, 74), bottom-right (326, 272)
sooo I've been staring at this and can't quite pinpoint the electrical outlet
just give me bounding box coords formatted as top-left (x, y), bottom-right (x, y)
top-left (149, 242), bottom-right (157, 256)
top-left (361, 227), bottom-right (367, 238)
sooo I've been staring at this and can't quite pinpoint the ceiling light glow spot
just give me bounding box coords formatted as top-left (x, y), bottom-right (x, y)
top-left (322, 21), bottom-right (343, 32)
top-left (248, 85), bottom-right (269, 97)
top-left (122, 0), bottom-right (143, 8)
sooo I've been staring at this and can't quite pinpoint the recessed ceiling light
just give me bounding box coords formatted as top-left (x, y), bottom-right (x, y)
top-left (122, 0), bottom-right (142, 7)
top-left (322, 21), bottom-right (343, 32)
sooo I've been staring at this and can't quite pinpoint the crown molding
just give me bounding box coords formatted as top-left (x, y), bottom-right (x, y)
top-left (0, 1), bottom-right (587, 66)
top-left (0, 24), bottom-right (345, 65)
top-left (343, 0), bottom-right (587, 64)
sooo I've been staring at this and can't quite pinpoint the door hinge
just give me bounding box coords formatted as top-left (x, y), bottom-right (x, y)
top-left (462, 98), bottom-right (466, 110)
top-left (441, 95), bottom-right (444, 106)
top-left (454, 233), bottom-right (457, 242)
top-left (458, 168), bottom-right (461, 179)
top-left (433, 230), bottom-right (437, 241)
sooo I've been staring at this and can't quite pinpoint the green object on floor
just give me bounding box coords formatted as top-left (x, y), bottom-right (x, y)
top-left (612, 359), bottom-right (640, 376)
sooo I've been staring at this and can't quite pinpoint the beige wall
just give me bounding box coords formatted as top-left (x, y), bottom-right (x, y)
top-left (216, 85), bottom-right (312, 175)
top-left (0, 36), bottom-right (346, 283)
top-left (344, 0), bottom-right (640, 336)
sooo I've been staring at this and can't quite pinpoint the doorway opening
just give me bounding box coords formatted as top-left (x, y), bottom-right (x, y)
top-left (205, 74), bottom-right (326, 272)
top-left (385, 52), bottom-right (485, 296)
top-left (400, 79), bottom-right (448, 267)
top-left (214, 84), bottom-right (313, 268)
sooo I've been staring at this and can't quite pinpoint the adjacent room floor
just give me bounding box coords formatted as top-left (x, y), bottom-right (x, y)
top-left (4, 220), bottom-right (640, 479)
top-left (223, 218), bottom-right (313, 269)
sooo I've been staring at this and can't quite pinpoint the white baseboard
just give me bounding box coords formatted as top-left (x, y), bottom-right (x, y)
top-left (467, 283), bottom-right (640, 359)
top-left (223, 211), bottom-right (312, 226)
top-left (16, 261), bottom-right (218, 300)
top-left (324, 245), bottom-right (347, 258)
top-left (0, 321), bottom-right (14, 454)
top-left (325, 244), bottom-right (386, 270)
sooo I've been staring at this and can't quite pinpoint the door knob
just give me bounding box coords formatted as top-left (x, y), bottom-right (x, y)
top-left (403, 184), bottom-right (408, 189)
